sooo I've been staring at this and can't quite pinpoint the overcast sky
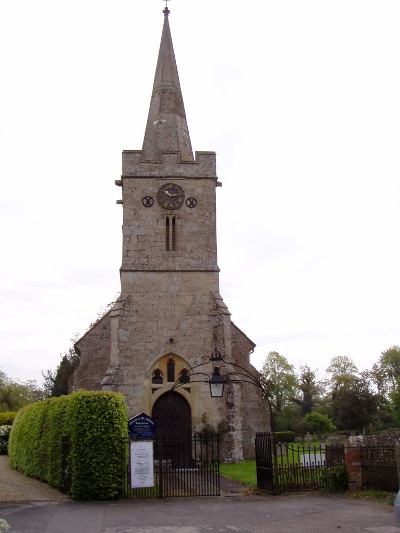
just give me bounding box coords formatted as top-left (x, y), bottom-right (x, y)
top-left (1, 0), bottom-right (399, 385)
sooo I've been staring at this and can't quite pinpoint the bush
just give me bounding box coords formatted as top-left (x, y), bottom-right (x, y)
top-left (320, 462), bottom-right (349, 493)
top-left (64, 391), bottom-right (128, 500)
top-left (274, 431), bottom-right (294, 443)
top-left (0, 425), bottom-right (12, 454)
top-left (304, 412), bottom-right (335, 436)
top-left (0, 412), bottom-right (17, 426)
top-left (8, 391), bottom-right (128, 500)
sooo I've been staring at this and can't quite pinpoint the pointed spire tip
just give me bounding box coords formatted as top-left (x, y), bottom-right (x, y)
top-left (163, 0), bottom-right (170, 16)
top-left (142, 0), bottom-right (193, 162)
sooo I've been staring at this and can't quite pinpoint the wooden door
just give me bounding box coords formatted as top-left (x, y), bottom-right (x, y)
top-left (152, 391), bottom-right (192, 439)
top-left (152, 392), bottom-right (192, 467)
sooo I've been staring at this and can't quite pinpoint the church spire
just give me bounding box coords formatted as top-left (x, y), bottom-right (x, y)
top-left (141, 6), bottom-right (194, 162)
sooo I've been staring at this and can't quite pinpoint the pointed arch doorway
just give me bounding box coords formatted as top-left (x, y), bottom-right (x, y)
top-left (152, 391), bottom-right (192, 467)
top-left (152, 391), bottom-right (192, 439)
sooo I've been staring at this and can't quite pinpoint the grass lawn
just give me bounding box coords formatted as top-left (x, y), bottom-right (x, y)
top-left (220, 460), bottom-right (257, 488)
top-left (219, 460), bottom-right (396, 504)
top-left (219, 443), bottom-right (323, 488)
top-left (219, 450), bottom-right (396, 504)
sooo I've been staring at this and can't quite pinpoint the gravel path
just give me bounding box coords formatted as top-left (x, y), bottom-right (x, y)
top-left (0, 455), bottom-right (68, 502)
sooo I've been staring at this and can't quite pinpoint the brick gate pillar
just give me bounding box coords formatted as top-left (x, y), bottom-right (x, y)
top-left (345, 446), bottom-right (362, 490)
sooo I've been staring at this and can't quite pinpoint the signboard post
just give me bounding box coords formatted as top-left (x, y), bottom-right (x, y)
top-left (130, 441), bottom-right (154, 488)
top-left (128, 413), bottom-right (156, 489)
top-left (128, 413), bottom-right (156, 441)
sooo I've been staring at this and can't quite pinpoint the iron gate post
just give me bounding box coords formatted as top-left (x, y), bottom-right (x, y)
top-left (157, 440), bottom-right (164, 498)
top-left (255, 432), bottom-right (275, 493)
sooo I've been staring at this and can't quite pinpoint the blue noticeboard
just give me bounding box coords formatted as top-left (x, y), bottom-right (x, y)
top-left (128, 413), bottom-right (156, 440)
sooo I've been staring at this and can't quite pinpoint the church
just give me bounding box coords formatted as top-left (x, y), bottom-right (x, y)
top-left (70, 5), bottom-right (269, 461)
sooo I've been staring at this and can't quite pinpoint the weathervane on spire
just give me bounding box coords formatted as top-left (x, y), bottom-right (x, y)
top-left (163, 0), bottom-right (170, 15)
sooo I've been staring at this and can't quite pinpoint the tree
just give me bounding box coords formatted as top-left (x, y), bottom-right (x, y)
top-left (365, 362), bottom-right (386, 397)
top-left (261, 352), bottom-right (297, 416)
top-left (371, 346), bottom-right (400, 427)
top-left (325, 355), bottom-right (358, 418)
top-left (360, 367), bottom-right (391, 429)
top-left (379, 345), bottom-right (400, 392)
top-left (389, 387), bottom-right (400, 427)
top-left (42, 346), bottom-right (80, 397)
top-left (324, 356), bottom-right (380, 431)
top-left (326, 355), bottom-right (358, 389)
top-left (291, 365), bottom-right (322, 417)
top-left (0, 369), bottom-right (44, 412)
top-left (332, 375), bottom-right (379, 432)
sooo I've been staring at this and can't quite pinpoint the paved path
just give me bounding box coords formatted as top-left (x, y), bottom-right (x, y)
top-left (0, 456), bottom-right (67, 502)
top-left (1, 493), bottom-right (399, 533)
top-left (1, 456), bottom-right (400, 533)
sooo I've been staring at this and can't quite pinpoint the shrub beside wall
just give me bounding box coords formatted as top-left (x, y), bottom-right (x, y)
top-left (0, 426), bottom-right (12, 454)
top-left (0, 412), bottom-right (17, 426)
top-left (8, 391), bottom-right (128, 500)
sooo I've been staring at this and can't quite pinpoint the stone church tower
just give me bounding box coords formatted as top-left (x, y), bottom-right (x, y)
top-left (71, 6), bottom-right (269, 461)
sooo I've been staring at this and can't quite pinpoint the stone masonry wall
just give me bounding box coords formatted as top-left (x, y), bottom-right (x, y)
top-left (120, 176), bottom-right (218, 272)
top-left (72, 314), bottom-right (111, 392)
top-left (115, 271), bottom-right (221, 414)
top-left (230, 324), bottom-right (270, 458)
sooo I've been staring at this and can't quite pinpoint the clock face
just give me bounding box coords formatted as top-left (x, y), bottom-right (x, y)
top-left (157, 183), bottom-right (185, 210)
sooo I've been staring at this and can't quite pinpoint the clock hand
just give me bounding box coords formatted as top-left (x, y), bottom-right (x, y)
top-left (165, 190), bottom-right (180, 197)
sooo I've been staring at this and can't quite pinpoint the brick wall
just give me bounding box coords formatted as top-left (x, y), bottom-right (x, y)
top-left (345, 447), bottom-right (362, 490)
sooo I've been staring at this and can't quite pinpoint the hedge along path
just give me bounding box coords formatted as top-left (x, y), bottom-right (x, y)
top-left (8, 391), bottom-right (128, 501)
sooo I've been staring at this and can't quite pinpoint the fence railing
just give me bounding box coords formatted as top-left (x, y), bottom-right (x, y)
top-left (256, 434), bottom-right (400, 494)
top-left (361, 446), bottom-right (398, 492)
top-left (122, 434), bottom-right (220, 499)
top-left (255, 433), bottom-right (345, 493)
top-left (274, 442), bottom-right (345, 493)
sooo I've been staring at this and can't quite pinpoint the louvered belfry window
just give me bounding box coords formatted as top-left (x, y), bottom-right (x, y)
top-left (165, 216), bottom-right (176, 251)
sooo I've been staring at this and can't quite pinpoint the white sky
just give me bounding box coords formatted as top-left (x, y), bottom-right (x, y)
top-left (1, 0), bottom-right (399, 385)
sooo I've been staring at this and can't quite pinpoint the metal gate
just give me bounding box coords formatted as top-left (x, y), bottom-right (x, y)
top-left (361, 446), bottom-right (398, 492)
top-left (255, 432), bottom-right (345, 493)
top-left (123, 434), bottom-right (220, 498)
top-left (255, 432), bottom-right (274, 492)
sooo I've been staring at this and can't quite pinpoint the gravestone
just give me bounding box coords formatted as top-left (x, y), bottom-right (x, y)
top-left (300, 453), bottom-right (325, 467)
top-left (304, 432), bottom-right (313, 447)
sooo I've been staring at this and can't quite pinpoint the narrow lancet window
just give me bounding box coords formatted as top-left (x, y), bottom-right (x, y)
top-left (165, 216), bottom-right (177, 251)
top-left (166, 217), bottom-right (170, 251)
top-left (167, 359), bottom-right (175, 382)
top-left (171, 216), bottom-right (176, 251)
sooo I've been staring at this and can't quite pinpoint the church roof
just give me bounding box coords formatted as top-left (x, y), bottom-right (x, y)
top-left (141, 7), bottom-right (194, 162)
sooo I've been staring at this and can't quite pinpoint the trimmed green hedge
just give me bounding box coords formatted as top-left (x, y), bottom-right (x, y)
top-left (274, 431), bottom-right (295, 443)
top-left (8, 391), bottom-right (128, 500)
